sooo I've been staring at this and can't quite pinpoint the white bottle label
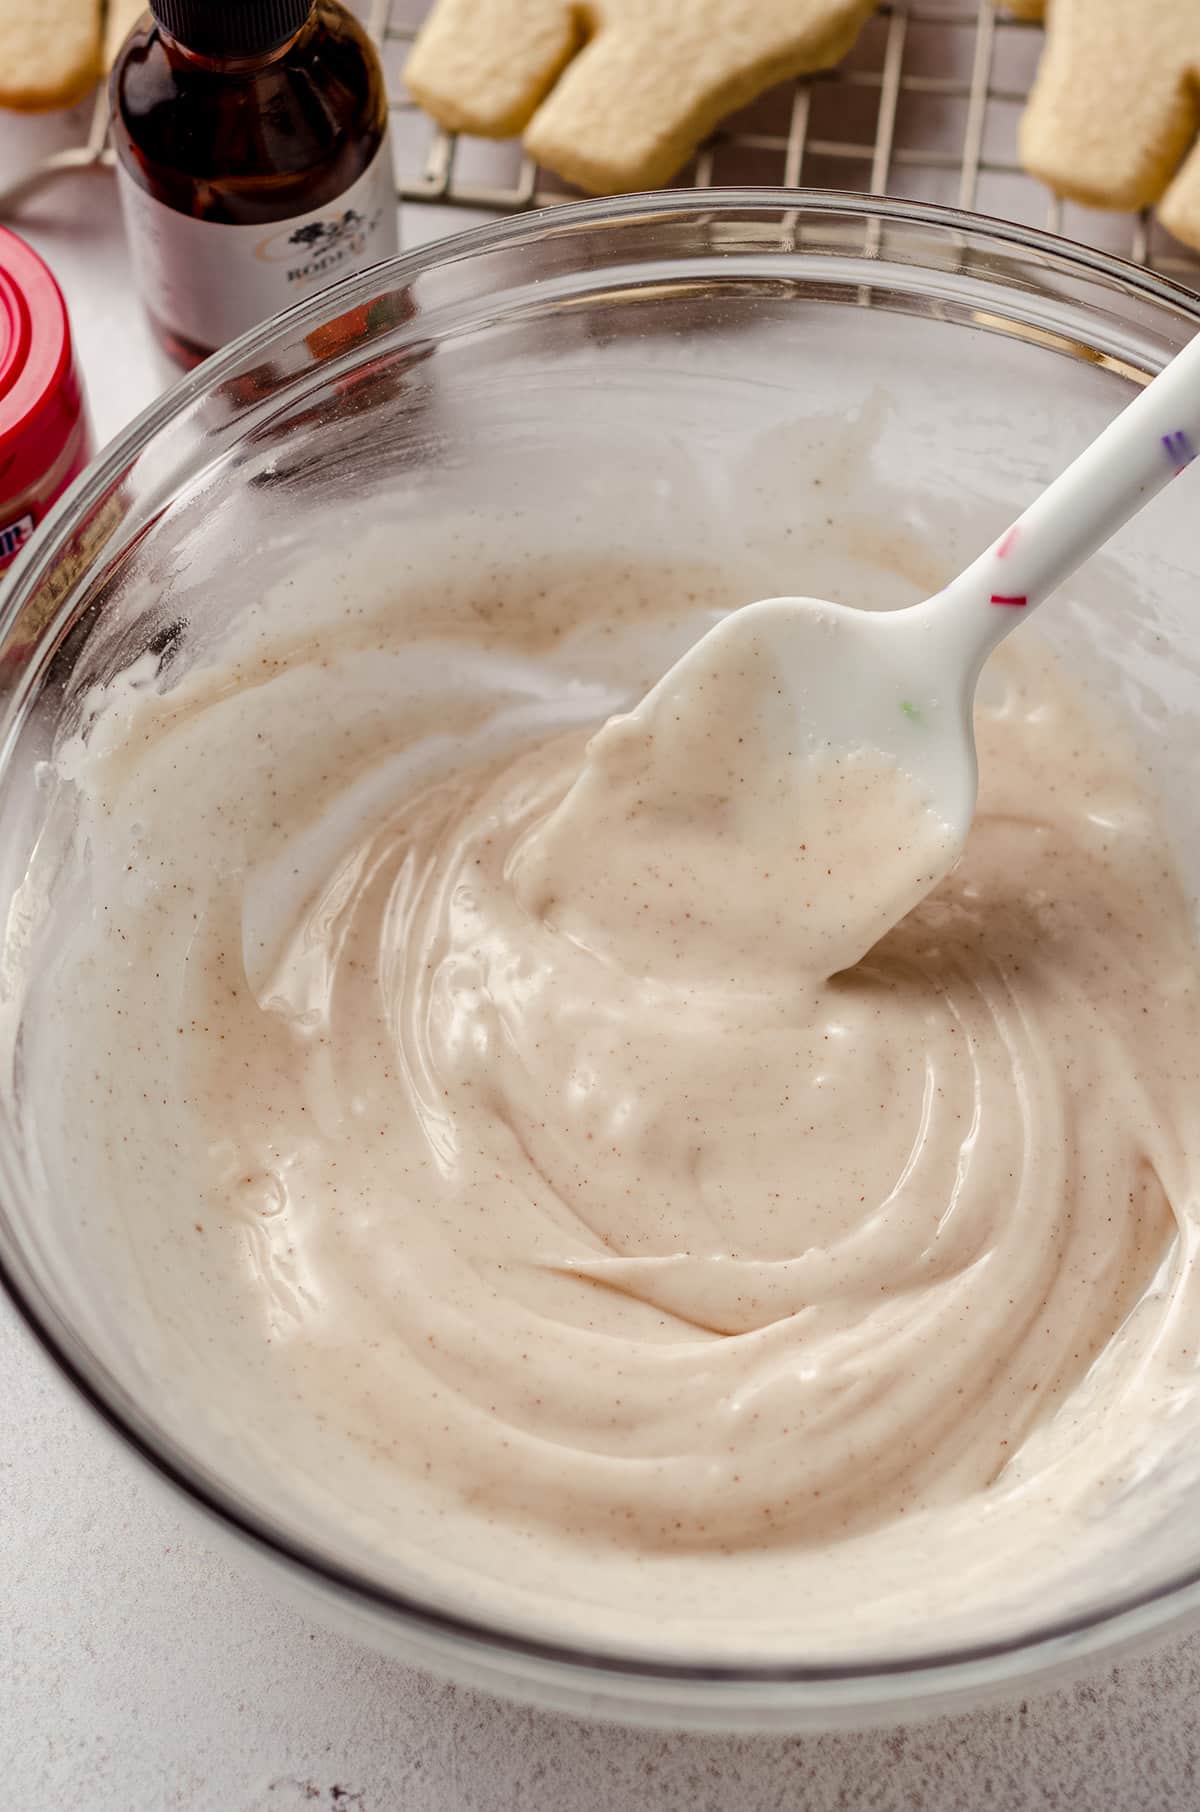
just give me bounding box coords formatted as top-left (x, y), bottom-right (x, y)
top-left (116, 132), bottom-right (399, 352)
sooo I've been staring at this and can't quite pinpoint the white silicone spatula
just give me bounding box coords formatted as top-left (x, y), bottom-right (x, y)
top-left (520, 331), bottom-right (1200, 984)
top-left (639, 329), bottom-right (1200, 862)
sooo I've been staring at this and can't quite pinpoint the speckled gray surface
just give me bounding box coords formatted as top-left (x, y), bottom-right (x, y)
top-left (6, 120), bottom-right (1200, 1812)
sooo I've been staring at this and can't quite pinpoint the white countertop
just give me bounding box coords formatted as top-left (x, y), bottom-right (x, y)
top-left (5, 105), bottom-right (1200, 1812)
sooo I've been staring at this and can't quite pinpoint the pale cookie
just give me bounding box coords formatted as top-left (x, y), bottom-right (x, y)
top-left (0, 0), bottom-right (101, 109)
top-left (104, 0), bottom-right (146, 65)
top-left (405, 0), bottom-right (878, 195)
top-left (1018, 0), bottom-right (1200, 250)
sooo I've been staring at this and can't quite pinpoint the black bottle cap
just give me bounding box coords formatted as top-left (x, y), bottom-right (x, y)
top-left (150, 0), bottom-right (314, 58)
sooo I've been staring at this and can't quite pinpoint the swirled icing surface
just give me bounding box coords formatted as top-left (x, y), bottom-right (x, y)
top-left (34, 553), bottom-right (1200, 1658)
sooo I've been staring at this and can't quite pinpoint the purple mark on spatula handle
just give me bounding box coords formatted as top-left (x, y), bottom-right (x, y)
top-left (1163, 430), bottom-right (1197, 475)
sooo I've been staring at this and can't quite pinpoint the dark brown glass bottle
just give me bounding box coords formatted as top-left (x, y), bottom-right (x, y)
top-left (110, 0), bottom-right (397, 367)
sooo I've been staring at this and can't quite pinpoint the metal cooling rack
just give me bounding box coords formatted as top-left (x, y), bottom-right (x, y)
top-left (4, 0), bottom-right (1200, 286)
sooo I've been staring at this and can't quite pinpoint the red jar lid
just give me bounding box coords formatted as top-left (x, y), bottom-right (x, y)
top-left (0, 225), bottom-right (82, 505)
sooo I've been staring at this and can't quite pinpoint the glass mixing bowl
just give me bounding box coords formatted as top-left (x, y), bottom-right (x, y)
top-left (3, 193), bottom-right (1200, 1731)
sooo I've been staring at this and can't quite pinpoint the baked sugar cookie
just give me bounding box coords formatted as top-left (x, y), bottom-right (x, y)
top-left (0, 0), bottom-right (101, 109)
top-left (405, 0), bottom-right (878, 195)
top-left (1017, 0), bottom-right (1200, 250)
top-left (104, 0), bottom-right (145, 65)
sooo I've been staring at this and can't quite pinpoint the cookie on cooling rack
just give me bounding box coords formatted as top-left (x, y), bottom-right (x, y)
top-left (0, 0), bottom-right (143, 110)
top-left (404, 0), bottom-right (878, 195)
top-left (1017, 0), bottom-right (1200, 251)
top-left (0, 0), bottom-right (101, 109)
top-left (105, 0), bottom-right (145, 63)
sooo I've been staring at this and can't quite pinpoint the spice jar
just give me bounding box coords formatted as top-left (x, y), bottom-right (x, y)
top-left (0, 227), bottom-right (90, 578)
top-left (109, 0), bottom-right (399, 368)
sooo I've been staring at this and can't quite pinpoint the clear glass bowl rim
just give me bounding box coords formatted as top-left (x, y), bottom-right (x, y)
top-left (6, 188), bottom-right (1200, 1714)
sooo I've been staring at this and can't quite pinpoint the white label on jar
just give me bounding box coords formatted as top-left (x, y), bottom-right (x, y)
top-left (116, 133), bottom-right (399, 353)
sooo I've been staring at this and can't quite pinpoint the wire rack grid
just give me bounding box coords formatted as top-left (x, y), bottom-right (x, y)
top-left (377, 0), bottom-right (1200, 284)
top-left (4, 0), bottom-right (1199, 290)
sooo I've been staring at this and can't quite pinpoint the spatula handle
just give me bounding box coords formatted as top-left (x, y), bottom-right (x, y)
top-left (938, 330), bottom-right (1200, 673)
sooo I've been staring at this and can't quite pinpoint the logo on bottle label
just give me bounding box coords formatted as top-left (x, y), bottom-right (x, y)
top-left (262, 207), bottom-right (385, 275)
top-left (117, 133), bottom-right (399, 354)
top-left (0, 511), bottom-right (35, 568)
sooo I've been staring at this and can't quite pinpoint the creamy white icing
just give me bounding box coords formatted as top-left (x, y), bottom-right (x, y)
top-left (26, 551), bottom-right (1200, 1660)
top-left (512, 597), bottom-right (958, 983)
